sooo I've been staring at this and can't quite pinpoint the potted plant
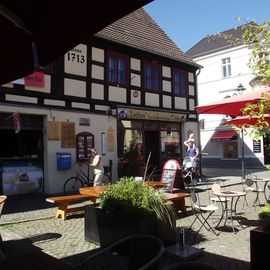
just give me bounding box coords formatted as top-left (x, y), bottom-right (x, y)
top-left (258, 203), bottom-right (270, 231)
top-left (250, 203), bottom-right (270, 270)
top-left (85, 177), bottom-right (177, 247)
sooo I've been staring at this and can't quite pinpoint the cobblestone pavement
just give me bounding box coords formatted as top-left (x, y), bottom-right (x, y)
top-left (0, 167), bottom-right (269, 269)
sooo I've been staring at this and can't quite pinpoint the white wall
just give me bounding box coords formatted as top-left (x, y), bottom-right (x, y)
top-left (194, 44), bottom-right (265, 165)
top-left (0, 105), bottom-right (118, 194)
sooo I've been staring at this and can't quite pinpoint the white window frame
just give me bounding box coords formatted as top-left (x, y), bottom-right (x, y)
top-left (221, 57), bottom-right (232, 78)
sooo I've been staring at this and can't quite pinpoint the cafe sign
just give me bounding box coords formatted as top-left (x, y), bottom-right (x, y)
top-left (117, 108), bottom-right (186, 122)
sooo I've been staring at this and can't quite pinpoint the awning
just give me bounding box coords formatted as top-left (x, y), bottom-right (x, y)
top-left (211, 130), bottom-right (237, 142)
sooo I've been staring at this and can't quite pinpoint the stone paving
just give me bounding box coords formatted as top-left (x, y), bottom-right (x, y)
top-left (0, 167), bottom-right (269, 269)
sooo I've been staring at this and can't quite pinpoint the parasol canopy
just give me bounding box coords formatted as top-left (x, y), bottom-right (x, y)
top-left (195, 87), bottom-right (270, 116)
top-left (0, 0), bottom-right (152, 85)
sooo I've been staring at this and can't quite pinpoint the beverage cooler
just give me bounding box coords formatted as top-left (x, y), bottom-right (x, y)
top-left (1, 162), bottom-right (43, 195)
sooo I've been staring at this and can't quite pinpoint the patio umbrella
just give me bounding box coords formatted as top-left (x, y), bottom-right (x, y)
top-left (224, 114), bottom-right (270, 128)
top-left (195, 87), bottom-right (270, 116)
top-left (196, 87), bottom-right (270, 180)
top-left (0, 0), bottom-right (152, 85)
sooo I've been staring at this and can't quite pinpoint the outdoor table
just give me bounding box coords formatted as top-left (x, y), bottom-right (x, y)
top-left (79, 186), bottom-right (106, 202)
top-left (213, 190), bottom-right (246, 233)
top-left (144, 181), bottom-right (166, 189)
top-left (252, 178), bottom-right (270, 202)
top-left (79, 185), bottom-right (189, 213)
top-left (79, 182), bottom-right (165, 198)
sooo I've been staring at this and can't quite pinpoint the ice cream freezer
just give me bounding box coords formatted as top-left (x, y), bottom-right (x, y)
top-left (1, 164), bottom-right (43, 195)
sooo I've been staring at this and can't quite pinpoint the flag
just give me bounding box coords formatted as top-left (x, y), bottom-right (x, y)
top-left (12, 113), bottom-right (21, 134)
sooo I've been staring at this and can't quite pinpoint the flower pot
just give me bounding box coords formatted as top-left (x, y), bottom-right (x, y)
top-left (84, 206), bottom-right (157, 247)
top-left (84, 206), bottom-right (177, 247)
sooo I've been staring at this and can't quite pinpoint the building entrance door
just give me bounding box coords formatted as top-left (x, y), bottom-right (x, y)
top-left (144, 130), bottom-right (160, 173)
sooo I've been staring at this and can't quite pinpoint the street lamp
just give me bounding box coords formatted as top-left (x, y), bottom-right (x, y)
top-left (235, 83), bottom-right (247, 180)
top-left (236, 83), bottom-right (246, 95)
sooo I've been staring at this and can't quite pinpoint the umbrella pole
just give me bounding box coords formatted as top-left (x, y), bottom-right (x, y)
top-left (241, 129), bottom-right (245, 180)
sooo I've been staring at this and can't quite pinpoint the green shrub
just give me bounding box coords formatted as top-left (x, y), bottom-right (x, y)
top-left (259, 203), bottom-right (270, 231)
top-left (99, 177), bottom-right (176, 229)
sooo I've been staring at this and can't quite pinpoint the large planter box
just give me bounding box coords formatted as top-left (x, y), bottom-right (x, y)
top-left (85, 206), bottom-right (157, 247)
top-left (85, 206), bottom-right (177, 247)
top-left (250, 227), bottom-right (270, 270)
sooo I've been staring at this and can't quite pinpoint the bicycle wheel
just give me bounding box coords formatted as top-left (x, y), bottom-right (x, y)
top-left (101, 173), bottom-right (112, 185)
top-left (63, 177), bottom-right (84, 194)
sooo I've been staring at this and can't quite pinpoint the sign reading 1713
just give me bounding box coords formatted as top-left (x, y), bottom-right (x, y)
top-left (67, 50), bottom-right (85, 63)
top-left (65, 44), bottom-right (87, 76)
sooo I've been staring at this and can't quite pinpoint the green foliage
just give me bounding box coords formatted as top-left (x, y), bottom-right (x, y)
top-left (259, 203), bottom-right (270, 231)
top-left (99, 177), bottom-right (176, 229)
top-left (265, 164), bottom-right (270, 170)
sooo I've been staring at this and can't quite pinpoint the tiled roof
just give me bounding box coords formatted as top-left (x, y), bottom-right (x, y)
top-left (96, 8), bottom-right (199, 68)
top-left (186, 24), bottom-right (248, 59)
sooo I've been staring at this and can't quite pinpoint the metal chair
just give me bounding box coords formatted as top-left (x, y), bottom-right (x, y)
top-left (0, 195), bottom-right (7, 259)
top-left (242, 177), bottom-right (263, 207)
top-left (209, 182), bottom-right (230, 204)
top-left (189, 190), bottom-right (219, 237)
top-left (80, 234), bottom-right (164, 270)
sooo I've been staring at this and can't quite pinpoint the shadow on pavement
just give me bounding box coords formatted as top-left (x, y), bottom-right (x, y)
top-left (2, 193), bottom-right (55, 215)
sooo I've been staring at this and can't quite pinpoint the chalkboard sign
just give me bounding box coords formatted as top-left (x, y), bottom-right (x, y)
top-left (161, 159), bottom-right (181, 192)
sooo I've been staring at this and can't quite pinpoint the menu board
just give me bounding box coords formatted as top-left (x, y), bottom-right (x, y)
top-left (162, 169), bottom-right (176, 192)
top-left (76, 132), bottom-right (94, 161)
top-left (253, 139), bottom-right (261, 153)
top-left (61, 122), bottom-right (75, 148)
top-left (48, 121), bottom-right (60, 140)
top-left (161, 159), bottom-right (181, 193)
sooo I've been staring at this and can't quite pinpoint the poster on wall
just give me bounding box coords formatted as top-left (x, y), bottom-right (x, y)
top-left (107, 127), bottom-right (115, 151)
top-left (61, 122), bottom-right (76, 148)
top-left (48, 121), bottom-right (61, 140)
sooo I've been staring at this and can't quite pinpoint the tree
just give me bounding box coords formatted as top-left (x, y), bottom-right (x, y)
top-left (236, 21), bottom-right (270, 138)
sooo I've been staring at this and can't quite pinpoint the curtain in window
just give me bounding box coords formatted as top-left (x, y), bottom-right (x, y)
top-left (173, 70), bottom-right (187, 95)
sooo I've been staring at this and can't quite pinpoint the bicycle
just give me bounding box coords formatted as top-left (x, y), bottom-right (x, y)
top-left (63, 160), bottom-right (112, 194)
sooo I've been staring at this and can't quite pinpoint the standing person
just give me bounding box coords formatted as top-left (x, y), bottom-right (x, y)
top-left (89, 148), bottom-right (104, 186)
top-left (183, 137), bottom-right (201, 181)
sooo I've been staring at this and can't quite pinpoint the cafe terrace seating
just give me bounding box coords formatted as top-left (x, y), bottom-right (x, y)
top-left (189, 190), bottom-right (219, 237)
top-left (242, 177), bottom-right (263, 207)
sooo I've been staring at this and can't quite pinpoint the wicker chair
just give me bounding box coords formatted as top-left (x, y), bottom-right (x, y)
top-left (80, 234), bottom-right (164, 270)
top-left (0, 195), bottom-right (7, 259)
top-left (163, 261), bottom-right (218, 270)
top-left (164, 262), bottom-right (218, 270)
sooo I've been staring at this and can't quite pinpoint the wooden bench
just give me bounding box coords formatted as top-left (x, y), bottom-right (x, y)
top-left (46, 194), bottom-right (96, 220)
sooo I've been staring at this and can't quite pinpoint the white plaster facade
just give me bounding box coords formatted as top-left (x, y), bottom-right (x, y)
top-left (194, 45), bottom-right (265, 167)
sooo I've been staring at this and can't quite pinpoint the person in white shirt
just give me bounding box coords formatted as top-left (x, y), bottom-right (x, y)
top-left (89, 148), bottom-right (104, 186)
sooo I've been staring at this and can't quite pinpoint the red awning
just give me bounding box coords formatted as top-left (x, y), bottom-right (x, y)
top-left (211, 130), bottom-right (237, 142)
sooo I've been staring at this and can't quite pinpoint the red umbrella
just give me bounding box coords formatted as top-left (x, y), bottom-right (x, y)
top-left (195, 87), bottom-right (270, 116)
top-left (224, 114), bottom-right (270, 128)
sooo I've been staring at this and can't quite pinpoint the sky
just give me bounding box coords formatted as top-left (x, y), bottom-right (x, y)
top-left (144, 0), bottom-right (270, 52)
